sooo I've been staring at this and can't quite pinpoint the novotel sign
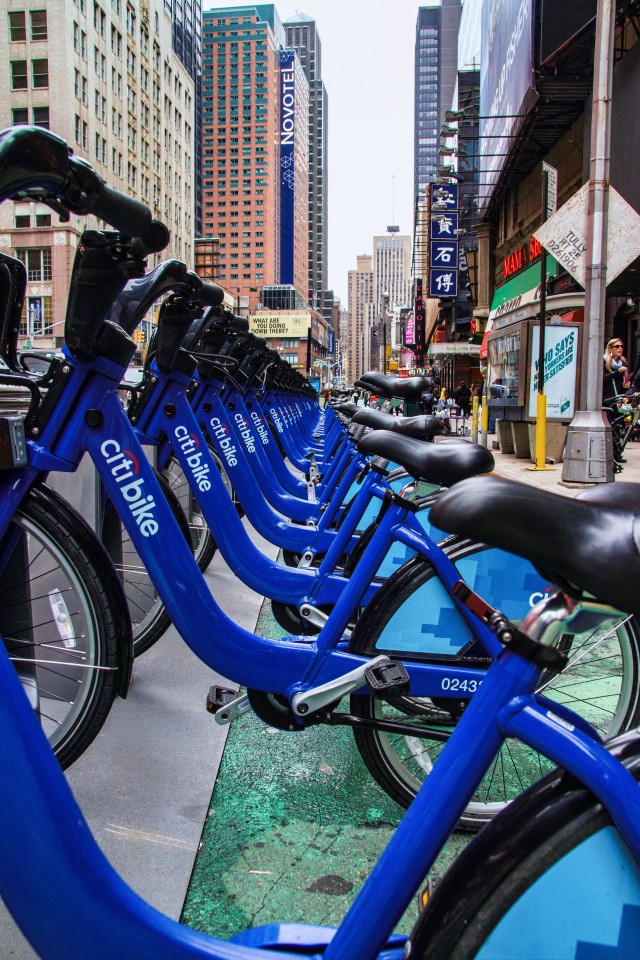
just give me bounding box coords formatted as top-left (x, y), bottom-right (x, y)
top-left (280, 49), bottom-right (296, 285)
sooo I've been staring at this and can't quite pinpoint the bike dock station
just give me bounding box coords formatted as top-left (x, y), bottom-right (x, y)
top-left (4, 434), bottom-right (638, 957)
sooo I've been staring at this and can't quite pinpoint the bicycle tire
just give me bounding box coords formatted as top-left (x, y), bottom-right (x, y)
top-left (349, 544), bottom-right (640, 830)
top-left (101, 467), bottom-right (192, 657)
top-left (409, 736), bottom-right (640, 958)
top-left (0, 486), bottom-right (129, 768)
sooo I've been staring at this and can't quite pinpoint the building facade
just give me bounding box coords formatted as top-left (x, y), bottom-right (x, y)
top-left (347, 254), bottom-right (374, 383)
top-left (0, 0), bottom-right (195, 351)
top-left (201, 5), bottom-right (284, 313)
top-left (283, 11), bottom-right (328, 312)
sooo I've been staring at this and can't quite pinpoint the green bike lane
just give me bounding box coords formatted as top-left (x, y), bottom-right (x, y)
top-left (181, 599), bottom-right (470, 940)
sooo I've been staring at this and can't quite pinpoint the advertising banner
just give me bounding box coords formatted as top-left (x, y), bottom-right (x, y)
top-left (480, 0), bottom-right (536, 208)
top-left (528, 324), bottom-right (579, 419)
top-left (279, 49), bottom-right (296, 285)
top-left (249, 313), bottom-right (312, 338)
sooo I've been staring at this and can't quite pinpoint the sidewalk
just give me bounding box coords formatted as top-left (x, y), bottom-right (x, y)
top-left (484, 430), bottom-right (640, 494)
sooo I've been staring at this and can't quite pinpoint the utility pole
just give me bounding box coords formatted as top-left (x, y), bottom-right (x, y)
top-left (561, 0), bottom-right (615, 483)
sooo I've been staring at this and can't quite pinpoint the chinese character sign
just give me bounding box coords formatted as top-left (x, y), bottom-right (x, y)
top-left (428, 182), bottom-right (459, 299)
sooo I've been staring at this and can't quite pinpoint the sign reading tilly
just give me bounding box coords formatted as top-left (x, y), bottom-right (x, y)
top-left (533, 183), bottom-right (640, 288)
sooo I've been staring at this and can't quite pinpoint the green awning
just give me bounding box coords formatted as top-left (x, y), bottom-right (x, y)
top-left (489, 256), bottom-right (559, 315)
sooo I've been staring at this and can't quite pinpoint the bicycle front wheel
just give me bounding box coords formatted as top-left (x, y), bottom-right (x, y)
top-left (350, 546), bottom-right (640, 830)
top-left (0, 487), bottom-right (125, 768)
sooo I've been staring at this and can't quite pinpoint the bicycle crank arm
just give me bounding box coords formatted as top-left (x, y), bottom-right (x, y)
top-left (291, 655), bottom-right (390, 716)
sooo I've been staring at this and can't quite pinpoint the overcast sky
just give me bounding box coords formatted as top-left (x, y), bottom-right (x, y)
top-left (204, 0), bottom-right (433, 302)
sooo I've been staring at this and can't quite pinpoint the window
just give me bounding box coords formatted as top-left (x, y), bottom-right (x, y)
top-left (8, 11), bottom-right (26, 42)
top-left (10, 61), bottom-right (27, 90)
top-left (32, 107), bottom-right (49, 128)
top-left (12, 107), bottom-right (29, 125)
top-left (14, 210), bottom-right (31, 228)
top-left (22, 296), bottom-right (53, 336)
top-left (16, 248), bottom-right (52, 282)
top-left (30, 9), bottom-right (47, 39)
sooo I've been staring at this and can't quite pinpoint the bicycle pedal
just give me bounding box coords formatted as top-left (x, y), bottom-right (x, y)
top-left (206, 685), bottom-right (238, 712)
top-left (364, 661), bottom-right (410, 698)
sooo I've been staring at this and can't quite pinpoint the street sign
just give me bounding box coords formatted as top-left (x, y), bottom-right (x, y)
top-left (534, 183), bottom-right (640, 288)
top-left (542, 161), bottom-right (557, 219)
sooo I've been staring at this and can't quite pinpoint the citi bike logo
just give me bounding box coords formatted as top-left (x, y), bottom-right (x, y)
top-left (249, 411), bottom-right (269, 446)
top-left (234, 412), bottom-right (257, 454)
top-left (100, 440), bottom-right (158, 538)
top-left (269, 408), bottom-right (284, 434)
top-left (174, 426), bottom-right (211, 492)
top-left (209, 416), bottom-right (238, 468)
top-left (529, 585), bottom-right (553, 608)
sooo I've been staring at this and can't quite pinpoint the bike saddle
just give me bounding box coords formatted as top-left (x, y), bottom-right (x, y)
top-left (352, 408), bottom-right (446, 439)
top-left (357, 431), bottom-right (495, 486)
top-left (355, 373), bottom-right (433, 401)
top-left (333, 401), bottom-right (359, 417)
top-left (429, 475), bottom-right (640, 616)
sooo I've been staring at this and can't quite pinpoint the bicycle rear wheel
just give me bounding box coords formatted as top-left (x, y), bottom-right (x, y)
top-left (409, 741), bottom-right (640, 958)
top-left (0, 486), bottom-right (128, 768)
top-left (350, 545), bottom-right (640, 830)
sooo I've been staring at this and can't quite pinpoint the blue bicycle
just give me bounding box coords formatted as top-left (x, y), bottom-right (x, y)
top-left (1, 477), bottom-right (640, 958)
top-left (1, 126), bottom-right (639, 834)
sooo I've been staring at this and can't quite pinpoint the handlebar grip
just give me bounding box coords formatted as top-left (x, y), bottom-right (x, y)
top-left (199, 281), bottom-right (225, 307)
top-left (82, 179), bottom-right (152, 237)
top-left (130, 220), bottom-right (171, 257)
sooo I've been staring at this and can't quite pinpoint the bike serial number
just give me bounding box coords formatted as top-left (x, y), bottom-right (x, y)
top-left (440, 678), bottom-right (482, 693)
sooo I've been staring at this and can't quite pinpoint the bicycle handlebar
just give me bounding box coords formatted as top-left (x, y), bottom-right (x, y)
top-left (0, 125), bottom-right (152, 238)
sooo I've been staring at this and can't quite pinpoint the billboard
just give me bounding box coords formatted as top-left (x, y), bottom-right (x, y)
top-left (249, 313), bottom-right (312, 338)
top-left (539, 0), bottom-right (597, 65)
top-left (279, 49), bottom-right (296, 285)
top-left (479, 0), bottom-right (537, 209)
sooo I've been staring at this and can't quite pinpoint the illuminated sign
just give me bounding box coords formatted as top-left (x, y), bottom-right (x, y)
top-left (414, 280), bottom-right (425, 359)
top-left (498, 236), bottom-right (543, 284)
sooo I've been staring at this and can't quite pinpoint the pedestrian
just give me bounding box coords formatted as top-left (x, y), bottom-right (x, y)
top-left (603, 338), bottom-right (628, 403)
top-left (454, 380), bottom-right (472, 417)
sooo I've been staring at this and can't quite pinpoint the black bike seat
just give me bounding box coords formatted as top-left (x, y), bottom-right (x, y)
top-left (355, 373), bottom-right (432, 401)
top-left (430, 475), bottom-right (640, 615)
top-left (352, 408), bottom-right (446, 439)
top-left (357, 432), bottom-right (495, 486)
top-left (333, 401), bottom-right (359, 418)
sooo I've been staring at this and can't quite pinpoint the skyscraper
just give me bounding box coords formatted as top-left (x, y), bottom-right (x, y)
top-left (165, 0), bottom-right (203, 234)
top-left (201, 5), bottom-right (309, 312)
top-left (348, 254), bottom-right (374, 383)
top-left (0, 0), bottom-right (195, 350)
top-left (283, 12), bottom-right (328, 311)
top-left (414, 2), bottom-right (461, 205)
